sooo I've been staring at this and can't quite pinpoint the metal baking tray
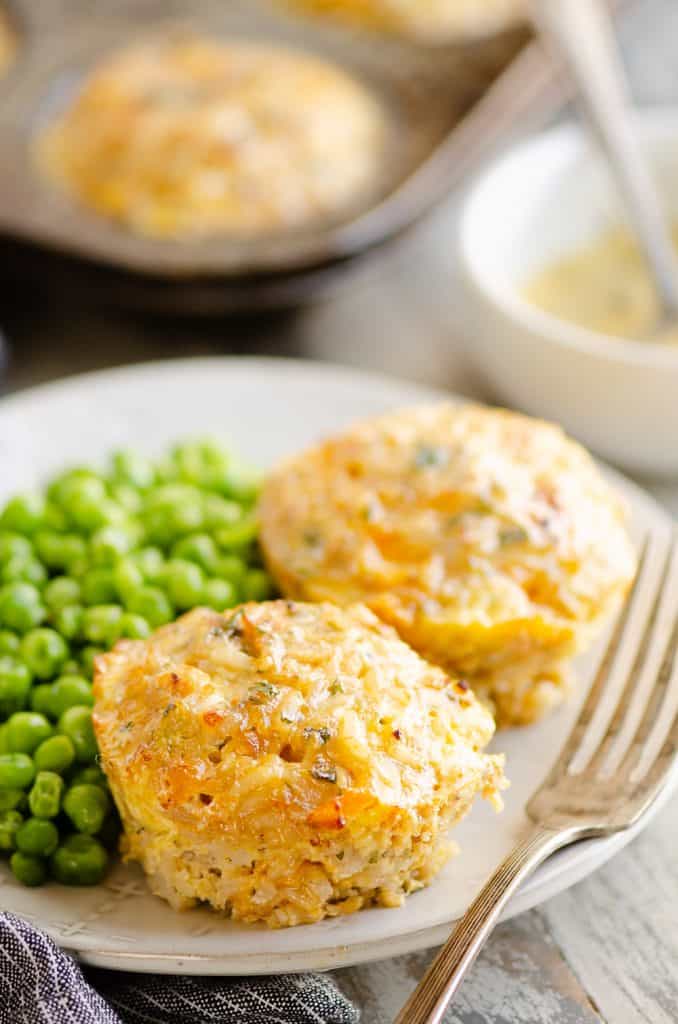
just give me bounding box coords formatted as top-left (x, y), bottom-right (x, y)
top-left (0, 1), bottom-right (630, 312)
top-left (0, 2), bottom-right (528, 273)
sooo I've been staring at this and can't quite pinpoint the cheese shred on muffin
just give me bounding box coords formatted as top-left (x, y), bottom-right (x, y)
top-left (93, 600), bottom-right (505, 927)
top-left (259, 404), bottom-right (637, 726)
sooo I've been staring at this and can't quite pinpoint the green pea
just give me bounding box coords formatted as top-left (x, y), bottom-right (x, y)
top-left (0, 494), bottom-right (46, 536)
top-left (20, 628), bottom-right (69, 680)
top-left (170, 533), bottom-right (219, 573)
top-left (68, 556), bottom-right (90, 580)
top-left (110, 449), bottom-right (155, 490)
top-left (11, 851), bottom-right (47, 886)
top-left (28, 771), bottom-right (64, 819)
top-left (202, 495), bottom-right (241, 530)
top-left (50, 472), bottom-right (113, 533)
top-left (89, 526), bottom-right (135, 566)
top-left (43, 576), bottom-right (82, 612)
top-left (0, 582), bottom-right (46, 632)
top-left (0, 657), bottom-right (32, 717)
top-left (0, 753), bottom-right (35, 789)
top-left (5, 713), bottom-right (52, 754)
top-left (57, 706), bottom-right (97, 762)
top-left (142, 485), bottom-right (204, 545)
top-left (108, 483), bottom-right (142, 516)
top-left (42, 502), bottom-right (69, 532)
top-left (50, 834), bottom-right (108, 885)
top-left (214, 555), bottom-right (246, 586)
top-left (171, 439), bottom-right (230, 489)
top-left (0, 629), bottom-right (19, 656)
top-left (15, 816), bottom-right (59, 856)
top-left (0, 787), bottom-right (25, 812)
top-left (219, 464), bottom-right (262, 503)
top-left (124, 587), bottom-right (173, 628)
top-left (241, 569), bottom-right (274, 602)
top-left (63, 783), bottom-right (110, 835)
top-left (153, 455), bottom-right (179, 483)
top-left (49, 676), bottom-right (93, 718)
top-left (64, 497), bottom-right (126, 534)
top-left (0, 555), bottom-right (47, 587)
top-left (0, 810), bottom-right (23, 851)
top-left (162, 559), bottom-right (204, 611)
top-left (81, 569), bottom-right (117, 606)
top-left (70, 765), bottom-right (108, 790)
top-left (49, 468), bottom-right (104, 507)
top-left (34, 735), bottom-right (76, 774)
top-left (117, 613), bottom-right (151, 640)
top-left (68, 497), bottom-right (115, 533)
top-left (215, 514), bottom-right (258, 551)
top-left (112, 559), bottom-right (144, 600)
top-left (30, 684), bottom-right (54, 718)
top-left (53, 604), bottom-right (84, 642)
top-left (79, 646), bottom-right (104, 677)
top-left (0, 724), bottom-right (8, 754)
top-left (130, 547), bottom-right (165, 584)
top-left (82, 605), bottom-right (123, 646)
top-left (202, 579), bottom-right (237, 610)
top-left (0, 532), bottom-right (33, 565)
top-left (34, 531), bottom-right (87, 572)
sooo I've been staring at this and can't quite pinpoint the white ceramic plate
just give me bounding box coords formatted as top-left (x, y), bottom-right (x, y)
top-left (0, 356), bottom-right (674, 975)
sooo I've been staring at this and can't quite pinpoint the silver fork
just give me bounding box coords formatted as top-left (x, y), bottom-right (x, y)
top-left (395, 529), bottom-right (678, 1024)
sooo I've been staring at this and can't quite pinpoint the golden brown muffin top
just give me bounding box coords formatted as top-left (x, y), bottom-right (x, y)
top-left (93, 600), bottom-right (501, 842)
top-left (259, 404), bottom-right (637, 631)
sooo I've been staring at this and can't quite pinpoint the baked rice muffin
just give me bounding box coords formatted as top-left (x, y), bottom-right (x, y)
top-left (37, 35), bottom-right (386, 239)
top-left (259, 404), bottom-right (637, 726)
top-left (283, 0), bottom-right (527, 41)
top-left (93, 600), bottom-right (504, 927)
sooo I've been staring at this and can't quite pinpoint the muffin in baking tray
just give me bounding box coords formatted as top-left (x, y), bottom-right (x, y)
top-left (259, 404), bottom-right (637, 727)
top-left (36, 35), bottom-right (387, 240)
top-left (93, 600), bottom-right (505, 927)
top-left (282, 0), bottom-right (527, 41)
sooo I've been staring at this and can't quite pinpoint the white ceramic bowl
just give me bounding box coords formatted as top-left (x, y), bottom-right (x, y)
top-left (458, 112), bottom-right (678, 477)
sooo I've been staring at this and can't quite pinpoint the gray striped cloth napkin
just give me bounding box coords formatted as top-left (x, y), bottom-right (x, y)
top-left (0, 913), bottom-right (359, 1024)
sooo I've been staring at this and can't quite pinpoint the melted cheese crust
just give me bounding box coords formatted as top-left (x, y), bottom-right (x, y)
top-left (93, 600), bottom-right (504, 927)
top-left (37, 36), bottom-right (386, 239)
top-left (259, 404), bottom-right (637, 725)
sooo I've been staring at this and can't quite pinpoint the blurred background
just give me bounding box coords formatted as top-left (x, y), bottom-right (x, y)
top-left (0, 0), bottom-right (676, 498)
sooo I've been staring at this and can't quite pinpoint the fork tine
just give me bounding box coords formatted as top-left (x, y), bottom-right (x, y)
top-left (585, 535), bottom-right (676, 777)
top-left (617, 586), bottom-right (678, 784)
top-left (621, 723), bottom-right (678, 826)
top-left (551, 535), bottom-right (653, 775)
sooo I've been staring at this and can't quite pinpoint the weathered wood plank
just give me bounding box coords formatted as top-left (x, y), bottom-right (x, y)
top-left (544, 802), bottom-right (678, 1024)
top-left (334, 910), bottom-right (603, 1024)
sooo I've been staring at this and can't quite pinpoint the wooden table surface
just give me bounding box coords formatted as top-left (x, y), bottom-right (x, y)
top-left (2, 0), bottom-right (678, 1020)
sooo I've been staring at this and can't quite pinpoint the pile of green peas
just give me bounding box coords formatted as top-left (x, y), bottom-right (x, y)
top-left (0, 439), bottom-right (274, 887)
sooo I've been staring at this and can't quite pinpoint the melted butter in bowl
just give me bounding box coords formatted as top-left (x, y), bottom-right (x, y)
top-left (524, 226), bottom-right (678, 346)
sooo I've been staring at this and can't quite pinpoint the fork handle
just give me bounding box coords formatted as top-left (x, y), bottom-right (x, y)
top-left (394, 824), bottom-right (576, 1024)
